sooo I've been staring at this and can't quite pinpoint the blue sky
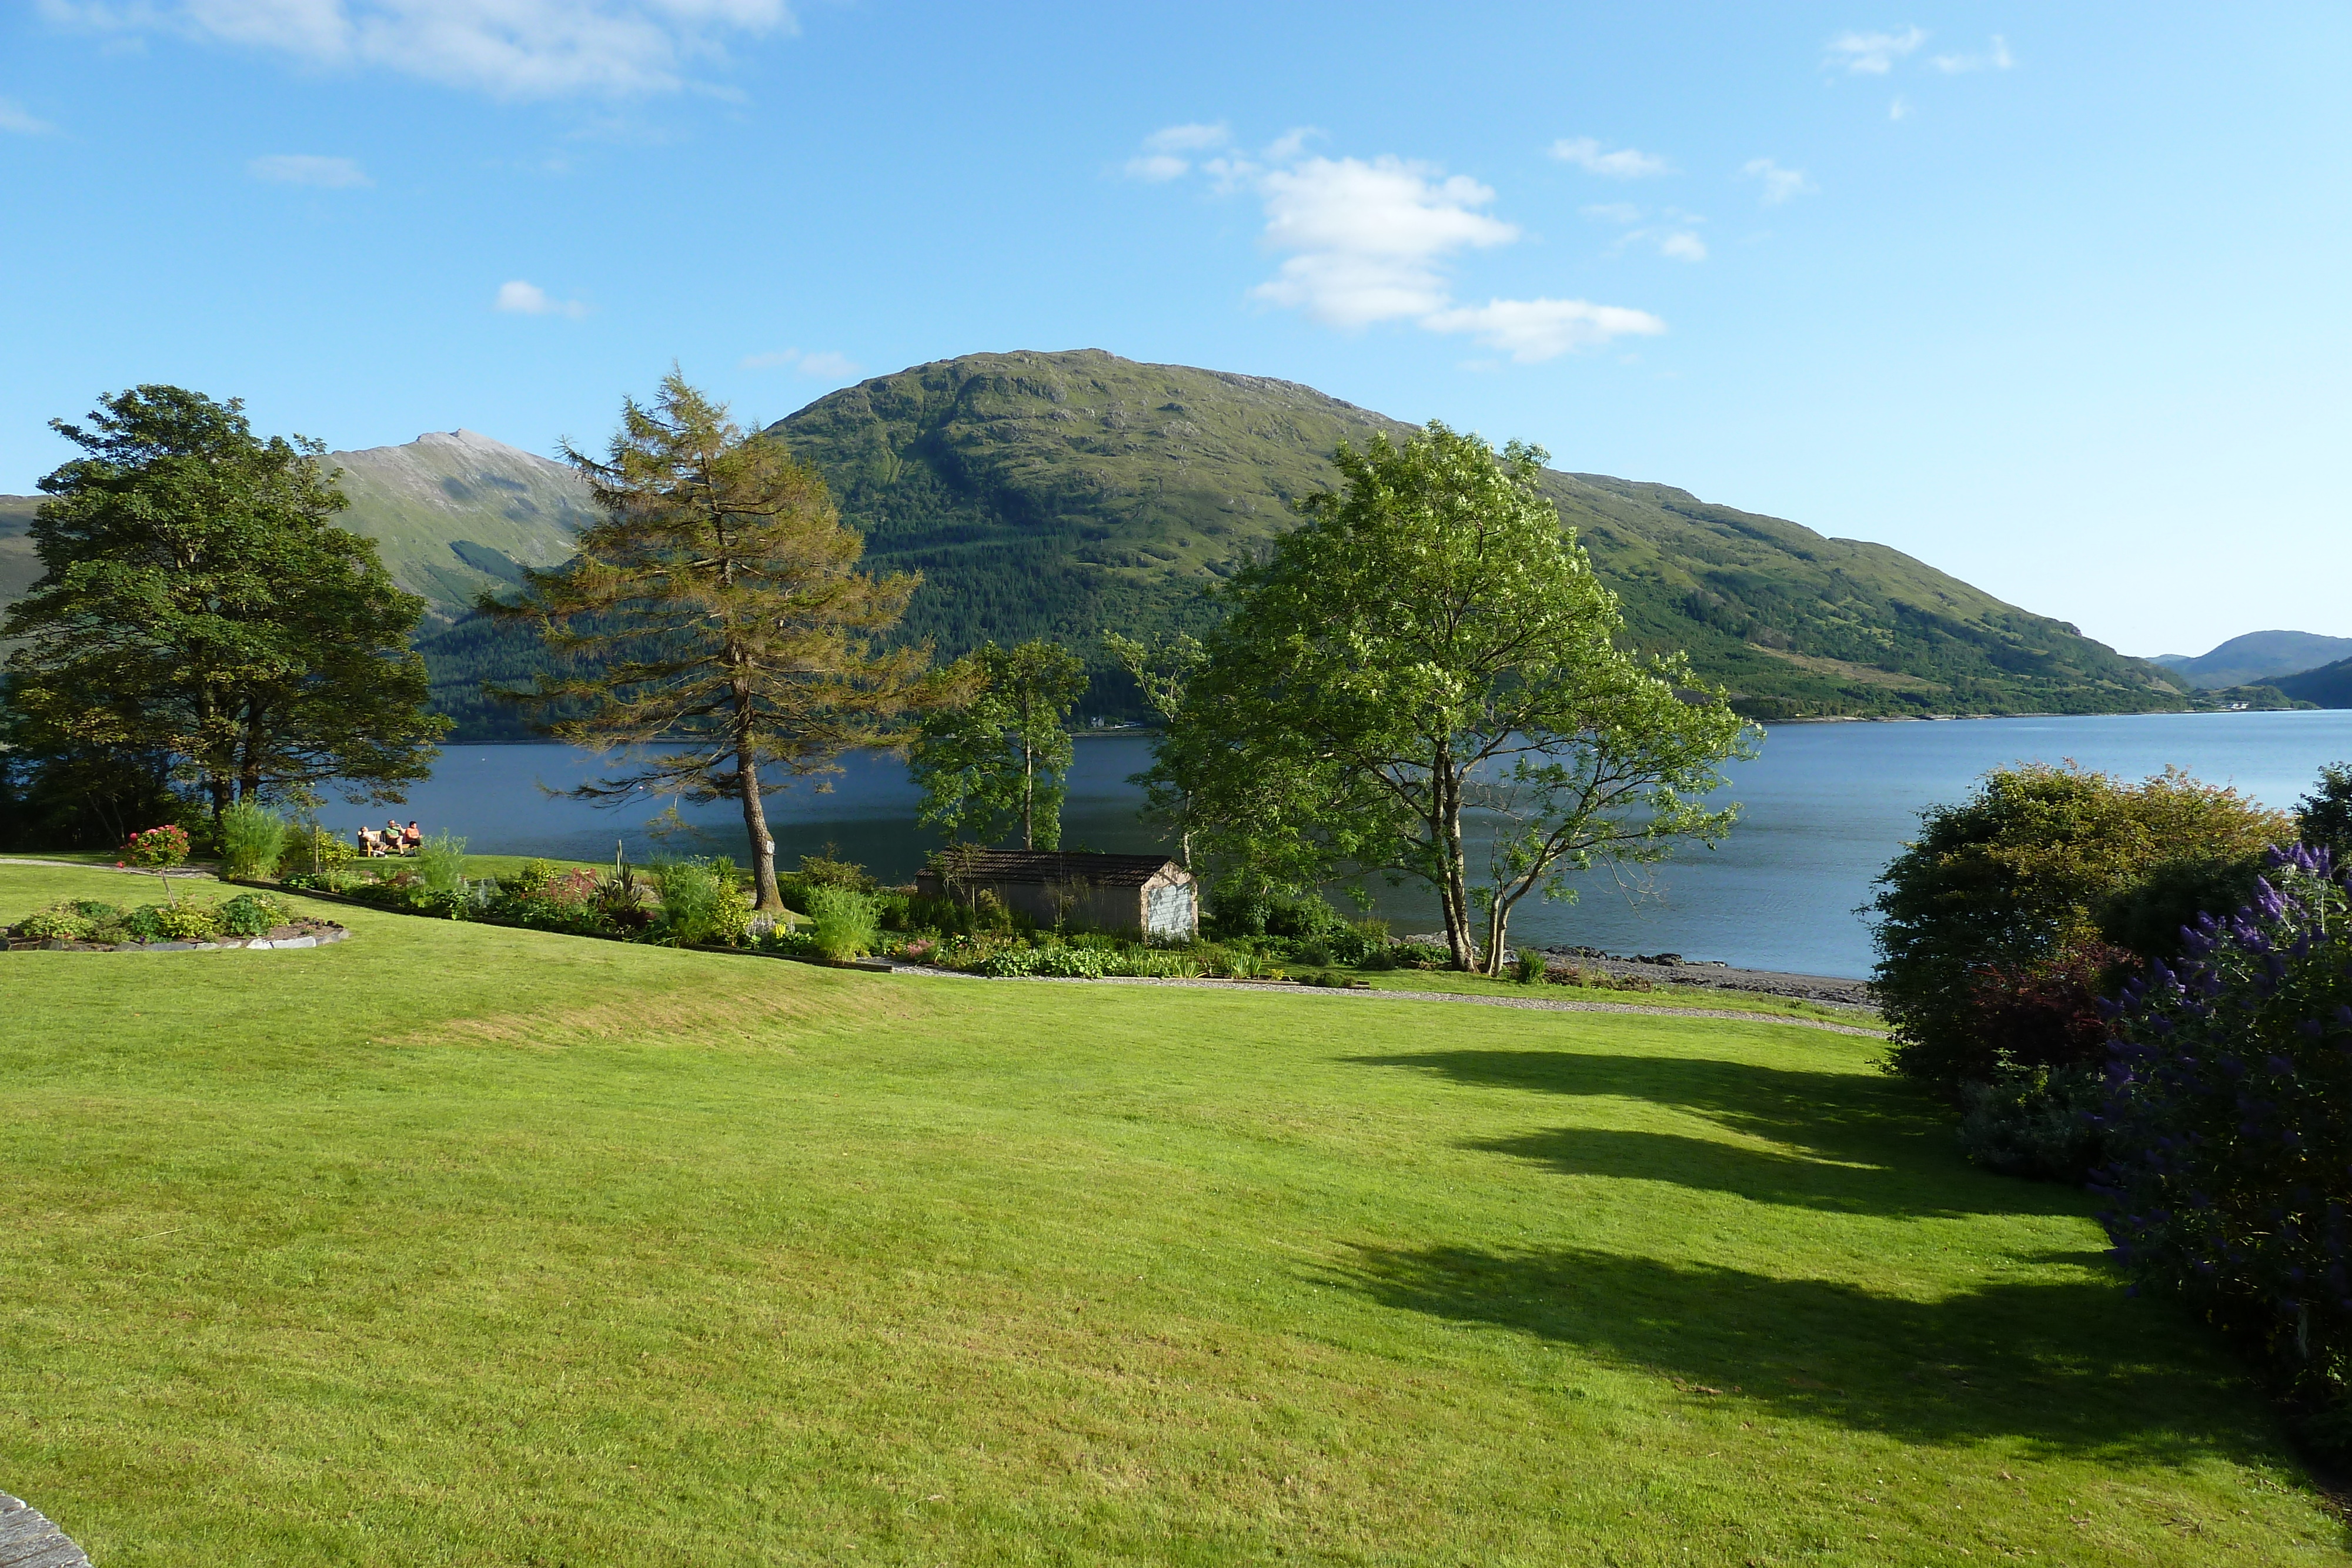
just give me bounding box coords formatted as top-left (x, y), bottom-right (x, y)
top-left (2, 2), bottom-right (2346, 658)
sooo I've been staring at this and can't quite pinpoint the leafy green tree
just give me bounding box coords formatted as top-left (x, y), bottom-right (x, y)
top-left (1148, 422), bottom-right (1755, 974)
top-left (910, 639), bottom-right (1088, 850)
top-left (2298, 762), bottom-right (2352, 863)
top-left (1868, 763), bottom-right (2291, 1091)
top-left (487, 372), bottom-right (933, 911)
top-left (1104, 629), bottom-right (1205, 861)
top-left (1, 386), bottom-right (443, 821)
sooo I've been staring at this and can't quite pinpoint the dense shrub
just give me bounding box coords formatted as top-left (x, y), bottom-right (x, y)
top-left (804, 885), bottom-right (880, 963)
top-left (2300, 763), bottom-right (2352, 864)
top-left (1391, 941), bottom-right (1451, 969)
top-left (1957, 1066), bottom-right (2107, 1182)
top-left (218, 801), bottom-right (289, 880)
top-left (151, 901), bottom-right (223, 940)
top-left (276, 825), bottom-right (356, 878)
top-left (1512, 947), bottom-right (1547, 985)
top-left (1869, 764), bottom-right (2290, 1093)
top-left (653, 858), bottom-right (753, 947)
top-left (2096, 847), bottom-right (2352, 1450)
top-left (218, 891), bottom-right (292, 937)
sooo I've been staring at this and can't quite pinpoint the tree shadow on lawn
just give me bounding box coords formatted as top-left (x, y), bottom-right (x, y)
top-left (1335, 1242), bottom-right (2280, 1463)
top-left (1348, 1048), bottom-right (2082, 1219)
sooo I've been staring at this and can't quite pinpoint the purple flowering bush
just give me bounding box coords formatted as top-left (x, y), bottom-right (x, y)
top-left (2096, 845), bottom-right (2352, 1445)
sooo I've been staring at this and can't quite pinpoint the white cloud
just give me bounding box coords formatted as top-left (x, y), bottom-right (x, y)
top-left (1249, 155), bottom-right (1518, 327)
top-left (1933, 35), bottom-right (2014, 72)
top-left (41, 0), bottom-right (795, 98)
top-left (248, 153), bottom-right (371, 186)
top-left (495, 279), bottom-right (587, 317)
top-left (1260, 126), bottom-right (1318, 162)
top-left (1741, 157), bottom-right (1815, 205)
top-left (1549, 136), bottom-right (1671, 178)
top-left (1420, 297), bottom-right (1666, 363)
top-left (1123, 153), bottom-right (1190, 182)
top-left (793, 350), bottom-right (860, 379)
top-left (740, 346), bottom-right (856, 377)
top-left (1139, 128), bottom-right (1666, 362)
top-left (1124, 122), bottom-right (1228, 180)
top-left (1889, 95), bottom-right (1910, 121)
top-left (1826, 26), bottom-right (1926, 74)
top-left (1580, 201), bottom-right (1643, 226)
top-left (0, 96), bottom-right (58, 135)
top-left (1143, 121), bottom-right (1228, 153)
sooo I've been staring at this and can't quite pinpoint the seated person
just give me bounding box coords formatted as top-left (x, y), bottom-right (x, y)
top-left (383, 819), bottom-right (406, 854)
top-left (355, 827), bottom-right (379, 857)
top-left (402, 821), bottom-right (422, 853)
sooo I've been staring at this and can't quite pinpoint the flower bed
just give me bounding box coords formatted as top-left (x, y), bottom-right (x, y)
top-left (4, 891), bottom-right (345, 952)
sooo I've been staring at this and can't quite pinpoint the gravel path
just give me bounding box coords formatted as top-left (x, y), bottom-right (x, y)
top-left (884, 965), bottom-right (1887, 1038)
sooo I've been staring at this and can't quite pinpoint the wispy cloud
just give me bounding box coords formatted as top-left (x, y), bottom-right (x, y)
top-left (740, 347), bottom-right (860, 379)
top-left (793, 350), bottom-right (860, 379)
top-left (1549, 136), bottom-right (1671, 178)
top-left (1932, 35), bottom-right (2014, 72)
top-left (0, 96), bottom-right (57, 135)
top-left (1825, 26), bottom-right (1927, 74)
top-left (248, 153), bottom-right (371, 188)
top-left (1421, 298), bottom-right (1666, 364)
top-left (41, 0), bottom-right (795, 98)
top-left (1581, 202), bottom-right (1707, 262)
top-left (1741, 157), bottom-right (1815, 205)
top-left (1137, 125), bottom-right (1666, 362)
top-left (495, 279), bottom-right (587, 319)
top-left (1124, 121), bottom-right (1228, 181)
top-left (1889, 95), bottom-right (1911, 121)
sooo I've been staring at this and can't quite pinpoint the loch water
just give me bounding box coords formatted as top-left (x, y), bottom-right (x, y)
top-left (372, 710), bottom-right (2352, 979)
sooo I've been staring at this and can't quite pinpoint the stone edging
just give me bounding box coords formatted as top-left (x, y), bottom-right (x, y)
top-left (7, 922), bottom-right (349, 954)
top-left (0, 1490), bottom-right (92, 1567)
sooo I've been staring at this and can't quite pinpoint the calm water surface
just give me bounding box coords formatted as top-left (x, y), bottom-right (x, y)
top-left (372, 711), bottom-right (2352, 979)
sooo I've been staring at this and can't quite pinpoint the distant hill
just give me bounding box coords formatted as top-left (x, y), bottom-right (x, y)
top-left (326, 430), bottom-right (595, 621)
top-left (2275, 658), bottom-right (2352, 709)
top-left (767, 349), bottom-right (2183, 723)
top-left (2152, 630), bottom-right (2352, 690)
top-left (1, 349), bottom-right (2191, 738)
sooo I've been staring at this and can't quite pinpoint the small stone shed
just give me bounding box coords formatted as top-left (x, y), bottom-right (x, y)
top-left (917, 850), bottom-right (1198, 939)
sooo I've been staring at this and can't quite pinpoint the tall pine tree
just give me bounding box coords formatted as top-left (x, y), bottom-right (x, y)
top-left (488, 372), bottom-right (933, 911)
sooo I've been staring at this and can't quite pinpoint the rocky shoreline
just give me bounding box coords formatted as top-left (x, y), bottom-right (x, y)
top-left (1399, 935), bottom-right (1875, 1010)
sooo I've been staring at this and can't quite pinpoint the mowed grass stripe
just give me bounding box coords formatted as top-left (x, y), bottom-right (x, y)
top-left (1, 864), bottom-right (2338, 1564)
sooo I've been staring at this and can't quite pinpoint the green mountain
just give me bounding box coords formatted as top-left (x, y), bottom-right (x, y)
top-left (326, 429), bottom-right (595, 621)
top-left (767, 349), bottom-right (2184, 722)
top-left (1, 349), bottom-right (2190, 738)
top-left (2152, 631), bottom-right (2352, 690)
top-left (2274, 659), bottom-right (2352, 709)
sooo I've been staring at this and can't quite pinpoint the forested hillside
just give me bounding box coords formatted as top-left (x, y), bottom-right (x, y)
top-left (769, 349), bottom-right (2184, 722)
top-left (2, 350), bottom-right (2189, 738)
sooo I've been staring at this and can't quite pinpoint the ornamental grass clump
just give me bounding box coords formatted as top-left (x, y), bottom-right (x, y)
top-left (2095, 845), bottom-right (2352, 1451)
top-left (218, 801), bottom-right (290, 881)
top-left (416, 831), bottom-right (469, 896)
top-left (803, 885), bottom-right (880, 964)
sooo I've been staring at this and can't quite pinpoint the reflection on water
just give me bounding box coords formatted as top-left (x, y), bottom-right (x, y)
top-left (370, 711), bottom-right (2352, 979)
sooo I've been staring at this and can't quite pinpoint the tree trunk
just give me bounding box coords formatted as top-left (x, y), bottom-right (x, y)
top-left (738, 743), bottom-right (783, 911)
top-left (1435, 748), bottom-right (1478, 971)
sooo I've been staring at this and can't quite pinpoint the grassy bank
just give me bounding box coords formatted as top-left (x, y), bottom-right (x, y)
top-left (0, 860), bottom-right (2336, 1564)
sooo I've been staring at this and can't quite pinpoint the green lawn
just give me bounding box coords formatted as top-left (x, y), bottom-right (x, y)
top-left (1, 860), bottom-right (2338, 1565)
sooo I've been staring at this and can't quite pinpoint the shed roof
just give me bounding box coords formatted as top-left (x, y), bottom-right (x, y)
top-left (924, 850), bottom-right (1188, 888)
